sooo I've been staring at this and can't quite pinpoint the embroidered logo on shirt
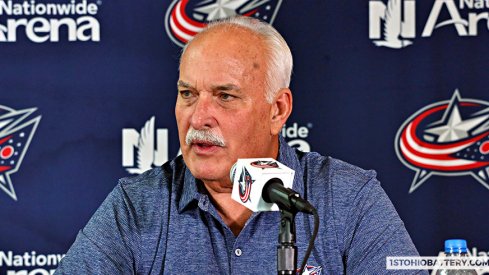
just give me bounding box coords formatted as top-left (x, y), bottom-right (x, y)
top-left (299, 264), bottom-right (322, 275)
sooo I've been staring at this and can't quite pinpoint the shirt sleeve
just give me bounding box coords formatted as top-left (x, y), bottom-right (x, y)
top-left (54, 183), bottom-right (140, 274)
top-left (342, 176), bottom-right (427, 274)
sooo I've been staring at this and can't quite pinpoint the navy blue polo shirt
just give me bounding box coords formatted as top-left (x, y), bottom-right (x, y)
top-left (55, 137), bottom-right (424, 274)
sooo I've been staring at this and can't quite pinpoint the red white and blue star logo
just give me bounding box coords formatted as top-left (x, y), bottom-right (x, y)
top-left (395, 90), bottom-right (489, 193)
top-left (0, 105), bottom-right (41, 201)
top-left (250, 160), bottom-right (279, 169)
top-left (164, 0), bottom-right (283, 47)
top-left (298, 264), bottom-right (322, 275)
top-left (238, 166), bottom-right (254, 203)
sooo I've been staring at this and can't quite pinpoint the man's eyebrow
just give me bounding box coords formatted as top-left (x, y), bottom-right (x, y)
top-left (177, 80), bottom-right (193, 89)
top-left (177, 81), bottom-right (240, 92)
top-left (211, 84), bottom-right (240, 91)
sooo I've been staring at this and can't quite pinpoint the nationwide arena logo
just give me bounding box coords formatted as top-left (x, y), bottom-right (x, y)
top-left (121, 119), bottom-right (312, 175)
top-left (122, 116), bottom-right (170, 175)
top-left (0, 250), bottom-right (65, 275)
top-left (0, 0), bottom-right (101, 43)
top-left (282, 122), bottom-right (313, 152)
top-left (395, 90), bottom-right (489, 193)
top-left (369, 0), bottom-right (489, 49)
top-left (164, 0), bottom-right (283, 47)
top-left (0, 105), bottom-right (41, 200)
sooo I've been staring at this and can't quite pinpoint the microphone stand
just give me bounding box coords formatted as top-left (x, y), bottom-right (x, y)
top-left (277, 209), bottom-right (297, 275)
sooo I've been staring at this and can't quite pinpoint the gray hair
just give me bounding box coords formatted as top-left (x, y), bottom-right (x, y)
top-left (180, 16), bottom-right (293, 103)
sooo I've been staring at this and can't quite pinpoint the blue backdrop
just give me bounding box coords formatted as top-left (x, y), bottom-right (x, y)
top-left (1, 0), bottom-right (489, 273)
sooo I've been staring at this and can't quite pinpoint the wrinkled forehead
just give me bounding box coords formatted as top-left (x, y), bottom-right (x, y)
top-left (180, 25), bottom-right (267, 69)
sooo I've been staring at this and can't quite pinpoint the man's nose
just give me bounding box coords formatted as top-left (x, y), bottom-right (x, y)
top-left (190, 94), bottom-right (216, 129)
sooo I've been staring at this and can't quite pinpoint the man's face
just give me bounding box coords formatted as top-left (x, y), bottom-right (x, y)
top-left (175, 27), bottom-right (278, 184)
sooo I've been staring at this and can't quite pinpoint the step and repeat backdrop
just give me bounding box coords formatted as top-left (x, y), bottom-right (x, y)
top-left (1, 0), bottom-right (489, 273)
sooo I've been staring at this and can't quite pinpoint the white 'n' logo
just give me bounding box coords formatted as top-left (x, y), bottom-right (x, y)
top-left (369, 0), bottom-right (416, 48)
top-left (122, 117), bottom-right (169, 174)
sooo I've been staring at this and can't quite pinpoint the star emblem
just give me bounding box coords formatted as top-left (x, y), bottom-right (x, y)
top-left (395, 89), bottom-right (489, 193)
top-left (194, 0), bottom-right (249, 21)
top-left (0, 106), bottom-right (41, 201)
top-left (425, 91), bottom-right (489, 143)
top-left (238, 166), bottom-right (254, 203)
top-left (300, 265), bottom-right (322, 275)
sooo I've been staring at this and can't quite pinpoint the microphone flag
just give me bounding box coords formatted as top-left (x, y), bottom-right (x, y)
top-left (230, 158), bottom-right (295, 212)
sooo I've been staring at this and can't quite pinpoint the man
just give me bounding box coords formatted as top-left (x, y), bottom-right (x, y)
top-left (55, 16), bottom-right (422, 274)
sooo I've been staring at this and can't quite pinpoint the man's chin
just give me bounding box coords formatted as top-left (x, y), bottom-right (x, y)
top-left (186, 162), bottom-right (227, 181)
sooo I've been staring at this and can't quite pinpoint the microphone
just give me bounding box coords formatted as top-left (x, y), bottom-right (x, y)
top-left (262, 179), bottom-right (315, 214)
top-left (230, 158), bottom-right (315, 214)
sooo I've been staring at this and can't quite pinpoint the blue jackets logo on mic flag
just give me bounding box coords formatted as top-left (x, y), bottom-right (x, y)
top-left (395, 89), bottom-right (489, 193)
top-left (250, 160), bottom-right (278, 169)
top-left (239, 166), bottom-right (254, 203)
top-left (164, 0), bottom-right (283, 47)
top-left (0, 105), bottom-right (41, 201)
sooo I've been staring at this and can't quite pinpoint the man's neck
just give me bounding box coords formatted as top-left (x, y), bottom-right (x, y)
top-left (204, 180), bottom-right (252, 236)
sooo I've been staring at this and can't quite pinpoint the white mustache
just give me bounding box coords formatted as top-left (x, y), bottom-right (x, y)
top-left (185, 127), bottom-right (225, 147)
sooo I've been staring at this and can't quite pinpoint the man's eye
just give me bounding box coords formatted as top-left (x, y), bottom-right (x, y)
top-left (219, 93), bottom-right (235, 101)
top-left (179, 90), bottom-right (193, 98)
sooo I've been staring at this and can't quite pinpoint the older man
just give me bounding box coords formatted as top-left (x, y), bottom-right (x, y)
top-left (55, 17), bottom-right (422, 274)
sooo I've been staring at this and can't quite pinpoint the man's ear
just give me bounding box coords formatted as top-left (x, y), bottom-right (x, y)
top-left (270, 88), bottom-right (293, 135)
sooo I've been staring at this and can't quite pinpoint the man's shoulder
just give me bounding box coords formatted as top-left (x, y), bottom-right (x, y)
top-left (115, 156), bottom-right (186, 204)
top-left (298, 151), bottom-right (378, 192)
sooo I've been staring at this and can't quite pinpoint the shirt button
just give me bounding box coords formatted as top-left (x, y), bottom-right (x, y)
top-left (234, 248), bottom-right (242, 257)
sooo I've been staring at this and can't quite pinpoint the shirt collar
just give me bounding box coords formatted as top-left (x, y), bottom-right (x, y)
top-left (177, 135), bottom-right (305, 212)
top-left (276, 135), bottom-right (305, 196)
top-left (178, 167), bottom-right (201, 213)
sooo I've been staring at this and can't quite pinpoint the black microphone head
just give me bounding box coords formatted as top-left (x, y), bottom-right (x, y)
top-left (263, 178), bottom-right (315, 214)
top-left (262, 178), bottom-right (285, 204)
